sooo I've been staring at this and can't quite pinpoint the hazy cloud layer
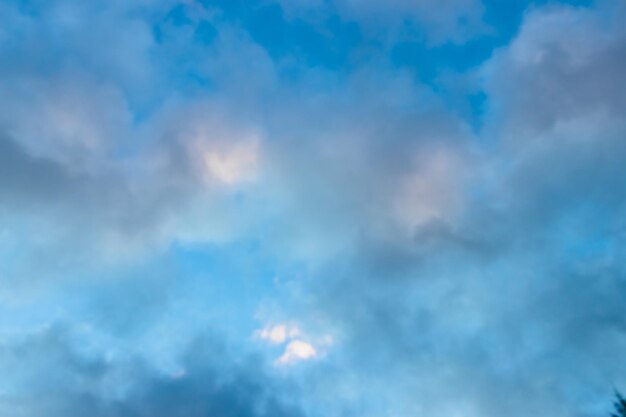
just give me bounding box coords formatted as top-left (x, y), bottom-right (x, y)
top-left (0, 0), bottom-right (625, 416)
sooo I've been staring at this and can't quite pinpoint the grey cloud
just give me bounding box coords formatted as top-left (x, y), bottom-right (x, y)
top-left (0, 135), bottom-right (79, 206)
top-left (0, 131), bottom-right (185, 239)
top-left (478, 2), bottom-right (626, 235)
top-left (0, 130), bottom-right (196, 292)
top-left (1, 1), bottom-right (626, 417)
top-left (0, 325), bottom-right (303, 417)
top-left (483, 2), bottom-right (626, 138)
top-left (0, 0), bottom-right (476, 268)
top-left (292, 222), bottom-right (626, 417)
top-left (262, 4), bottom-right (626, 417)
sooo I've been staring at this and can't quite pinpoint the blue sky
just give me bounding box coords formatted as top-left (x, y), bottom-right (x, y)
top-left (1, 0), bottom-right (626, 416)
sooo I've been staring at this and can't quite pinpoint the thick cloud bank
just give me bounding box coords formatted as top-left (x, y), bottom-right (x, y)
top-left (0, 0), bottom-right (625, 416)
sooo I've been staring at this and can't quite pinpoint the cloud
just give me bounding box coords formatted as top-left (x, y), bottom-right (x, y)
top-left (265, 3), bottom-right (626, 417)
top-left (0, 324), bottom-right (303, 417)
top-left (482, 2), bottom-right (626, 141)
top-left (202, 140), bottom-right (259, 184)
top-left (0, 1), bottom-right (625, 417)
top-left (256, 324), bottom-right (300, 344)
top-left (276, 340), bottom-right (317, 365)
top-left (272, 0), bottom-right (487, 45)
top-left (0, 1), bottom-right (277, 272)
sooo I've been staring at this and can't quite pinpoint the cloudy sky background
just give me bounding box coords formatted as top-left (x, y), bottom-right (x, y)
top-left (1, 0), bottom-right (626, 416)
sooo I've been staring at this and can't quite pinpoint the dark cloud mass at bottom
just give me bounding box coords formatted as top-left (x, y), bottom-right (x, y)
top-left (0, 0), bottom-right (626, 417)
top-left (0, 325), bottom-right (302, 417)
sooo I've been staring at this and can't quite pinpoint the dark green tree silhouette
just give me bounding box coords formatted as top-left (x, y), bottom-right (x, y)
top-left (612, 392), bottom-right (626, 417)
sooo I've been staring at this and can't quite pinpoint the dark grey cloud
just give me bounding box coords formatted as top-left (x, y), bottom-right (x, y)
top-left (0, 135), bottom-right (79, 206)
top-left (0, 324), bottom-right (303, 417)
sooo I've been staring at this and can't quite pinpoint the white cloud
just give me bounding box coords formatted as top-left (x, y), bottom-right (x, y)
top-left (276, 340), bottom-right (317, 365)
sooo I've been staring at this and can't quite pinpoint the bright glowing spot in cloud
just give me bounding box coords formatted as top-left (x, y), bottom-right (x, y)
top-left (276, 340), bottom-right (317, 365)
top-left (203, 140), bottom-right (259, 185)
top-left (255, 323), bottom-right (331, 365)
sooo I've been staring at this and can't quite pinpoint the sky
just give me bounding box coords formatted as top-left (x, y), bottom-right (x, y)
top-left (0, 0), bottom-right (626, 416)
